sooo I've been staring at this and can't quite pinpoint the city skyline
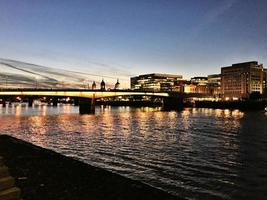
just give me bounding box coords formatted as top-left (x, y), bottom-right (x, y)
top-left (1, 1), bottom-right (267, 200)
top-left (0, 58), bottom-right (265, 89)
top-left (0, 0), bottom-right (267, 83)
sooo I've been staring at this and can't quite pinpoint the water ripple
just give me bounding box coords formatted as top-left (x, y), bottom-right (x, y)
top-left (1, 105), bottom-right (267, 199)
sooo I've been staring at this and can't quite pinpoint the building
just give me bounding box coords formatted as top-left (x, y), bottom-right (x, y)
top-left (190, 77), bottom-right (208, 85)
top-left (221, 61), bottom-right (264, 100)
top-left (195, 84), bottom-right (209, 94)
top-left (92, 81), bottom-right (96, 90)
top-left (207, 74), bottom-right (221, 97)
top-left (130, 73), bottom-right (183, 91)
top-left (185, 77), bottom-right (210, 94)
top-left (100, 79), bottom-right (106, 91)
top-left (170, 80), bottom-right (187, 92)
top-left (184, 83), bottom-right (196, 93)
top-left (114, 79), bottom-right (120, 90)
top-left (263, 69), bottom-right (267, 92)
top-left (208, 74), bottom-right (221, 85)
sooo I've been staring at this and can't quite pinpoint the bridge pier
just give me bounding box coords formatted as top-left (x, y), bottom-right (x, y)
top-left (162, 97), bottom-right (184, 111)
top-left (79, 98), bottom-right (95, 114)
top-left (28, 97), bottom-right (34, 107)
top-left (52, 97), bottom-right (58, 107)
top-left (73, 98), bottom-right (79, 106)
top-left (2, 100), bottom-right (6, 108)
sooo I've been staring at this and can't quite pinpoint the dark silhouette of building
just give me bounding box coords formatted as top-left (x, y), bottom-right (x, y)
top-left (92, 81), bottom-right (96, 90)
top-left (114, 79), bottom-right (120, 90)
top-left (100, 79), bottom-right (105, 91)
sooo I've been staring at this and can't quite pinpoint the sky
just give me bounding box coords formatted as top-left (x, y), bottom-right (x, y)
top-left (0, 58), bottom-right (107, 89)
top-left (0, 0), bottom-right (267, 87)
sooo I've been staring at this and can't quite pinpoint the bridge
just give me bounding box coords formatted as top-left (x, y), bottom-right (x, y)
top-left (0, 89), bottom-right (208, 114)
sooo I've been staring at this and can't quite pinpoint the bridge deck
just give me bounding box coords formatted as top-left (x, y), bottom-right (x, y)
top-left (0, 89), bottom-right (210, 99)
top-left (0, 90), bottom-right (170, 99)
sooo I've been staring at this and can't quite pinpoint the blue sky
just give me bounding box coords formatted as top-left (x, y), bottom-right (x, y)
top-left (0, 0), bottom-right (266, 86)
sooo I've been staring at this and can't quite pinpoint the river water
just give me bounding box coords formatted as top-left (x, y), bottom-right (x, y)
top-left (0, 104), bottom-right (267, 200)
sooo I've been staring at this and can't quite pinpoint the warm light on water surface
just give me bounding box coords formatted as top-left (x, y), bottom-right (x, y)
top-left (0, 104), bottom-right (267, 200)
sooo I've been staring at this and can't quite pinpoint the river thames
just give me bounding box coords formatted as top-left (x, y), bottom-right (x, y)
top-left (0, 104), bottom-right (267, 200)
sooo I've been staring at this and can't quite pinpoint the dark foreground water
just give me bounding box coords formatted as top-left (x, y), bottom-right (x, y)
top-left (0, 104), bottom-right (267, 200)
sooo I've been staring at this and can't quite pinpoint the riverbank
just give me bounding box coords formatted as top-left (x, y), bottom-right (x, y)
top-left (0, 135), bottom-right (179, 200)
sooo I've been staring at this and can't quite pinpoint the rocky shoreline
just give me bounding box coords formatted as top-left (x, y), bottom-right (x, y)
top-left (0, 135), bottom-right (180, 200)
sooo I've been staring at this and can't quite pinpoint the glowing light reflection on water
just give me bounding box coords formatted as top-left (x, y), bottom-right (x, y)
top-left (1, 104), bottom-right (267, 200)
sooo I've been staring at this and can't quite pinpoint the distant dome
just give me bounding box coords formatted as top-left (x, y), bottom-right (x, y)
top-left (114, 79), bottom-right (120, 89)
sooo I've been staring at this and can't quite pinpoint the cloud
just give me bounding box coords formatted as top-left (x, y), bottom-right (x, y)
top-left (0, 58), bottom-right (87, 88)
top-left (0, 58), bottom-right (128, 88)
top-left (18, 47), bottom-right (134, 80)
